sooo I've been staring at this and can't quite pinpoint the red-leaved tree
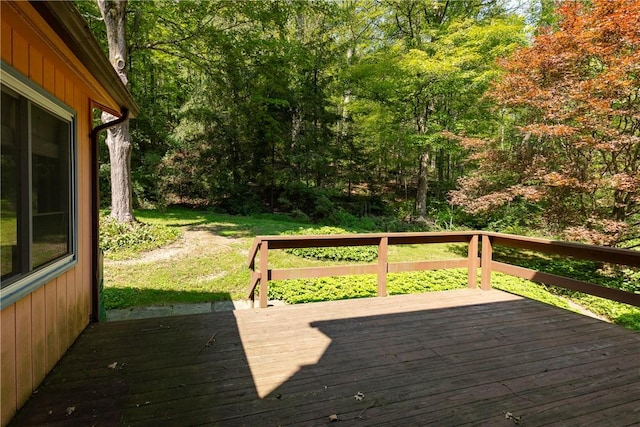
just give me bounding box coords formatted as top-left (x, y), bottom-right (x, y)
top-left (450, 0), bottom-right (640, 245)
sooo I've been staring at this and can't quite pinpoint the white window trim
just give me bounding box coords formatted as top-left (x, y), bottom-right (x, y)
top-left (0, 61), bottom-right (78, 310)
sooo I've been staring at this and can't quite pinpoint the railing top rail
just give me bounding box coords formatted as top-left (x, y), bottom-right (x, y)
top-left (484, 232), bottom-right (640, 268)
top-left (248, 230), bottom-right (640, 268)
top-left (247, 238), bottom-right (261, 269)
top-left (253, 231), bottom-right (477, 249)
top-left (254, 231), bottom-right (478, 241)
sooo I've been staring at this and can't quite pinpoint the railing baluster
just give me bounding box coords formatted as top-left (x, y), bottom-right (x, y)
top-left (377, 237), bottom-right (388, 297)
top-left (259, 239), bottom-right (269, 308)
top-left (481, 234), bottom-right (493, 290)
top-left (467, 234), bottom-right (479, 288)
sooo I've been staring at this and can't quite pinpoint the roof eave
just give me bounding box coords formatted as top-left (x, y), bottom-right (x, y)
top-left (30, 1), bottom-right (140, 118)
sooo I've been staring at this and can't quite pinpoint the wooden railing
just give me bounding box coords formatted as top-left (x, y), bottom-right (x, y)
top-left (247, 231), bottom-right (640, 309)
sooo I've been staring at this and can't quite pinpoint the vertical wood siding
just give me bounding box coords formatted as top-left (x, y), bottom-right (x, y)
top-left (0, 3), bottom-right (122, 425)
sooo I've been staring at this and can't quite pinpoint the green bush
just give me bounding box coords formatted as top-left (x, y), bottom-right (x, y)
top-left (100, 216), bottom-right (181, 254)
top-left (282, 226), bottom-right (378, 262)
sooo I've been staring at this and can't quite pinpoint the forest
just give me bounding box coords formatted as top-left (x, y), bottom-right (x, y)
top-left (78, 0), bottom-right (640, 247)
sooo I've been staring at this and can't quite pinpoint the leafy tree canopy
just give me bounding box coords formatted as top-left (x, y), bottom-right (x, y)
top-left (451, 0), bottom-right (640, 244)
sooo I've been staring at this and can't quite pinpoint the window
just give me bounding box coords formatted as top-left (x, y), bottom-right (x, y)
top-left (1, 63), bottom-right (76, 307)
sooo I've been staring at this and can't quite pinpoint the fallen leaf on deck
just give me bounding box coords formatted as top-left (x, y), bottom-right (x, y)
top-left (354, 392), bottom-right (365, 401)
top-left (107, 362), bottom-right (117, 370)
top-left (328, 414), bottom-right (338, 422)
top-left (504, 411), bottom-right (521, 424)
top-left (65, 407), bottom-right (75, 416)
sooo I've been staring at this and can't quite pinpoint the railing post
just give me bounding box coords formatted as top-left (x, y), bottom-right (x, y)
top-left (481, 234), bottom-right (492, 290)
top-left (377, 237), bottom-right (388, 297)
top-left (467, 234), bottom-right (478, 288)
top-left (259, 240), bottom-right (269, 308)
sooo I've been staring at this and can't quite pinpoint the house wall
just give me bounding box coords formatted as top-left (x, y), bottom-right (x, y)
top-left (0, 3), bottom-right (121, 425)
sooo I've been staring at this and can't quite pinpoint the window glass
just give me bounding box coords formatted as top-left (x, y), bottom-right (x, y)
top-left (31, 104), bottom-right (70, 269)
top-left (1, 90), bottom-right (20, 281)
top-left (0, 83), bottom-right (73, 289)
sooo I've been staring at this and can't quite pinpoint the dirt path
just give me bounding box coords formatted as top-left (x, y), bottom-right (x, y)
top-left (105, 226), bottom-right (244, 266)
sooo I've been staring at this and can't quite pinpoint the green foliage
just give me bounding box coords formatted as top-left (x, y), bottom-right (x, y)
top-left (99, 215), bottom-right (181, 256)
top-left (77, 0), bottom-right (532, 222)
top-left (268, 270), bottom-right (468, 304)
top-left (492, 247), bottom-right (640, 329)
top-left (489, 273), bottom-right (574, 310)
top-left (282, 226), bottom-right (378, 262)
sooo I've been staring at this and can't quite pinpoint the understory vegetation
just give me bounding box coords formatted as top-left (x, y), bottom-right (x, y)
top-left (100, 213), bottom-right (182, 259)
top-left (101, 207), bottom-right (640, 330)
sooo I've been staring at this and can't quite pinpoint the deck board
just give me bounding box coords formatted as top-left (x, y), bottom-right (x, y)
top-left (9, 289), bottom-right (640, 426)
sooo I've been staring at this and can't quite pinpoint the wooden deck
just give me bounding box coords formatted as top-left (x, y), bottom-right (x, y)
top-left (9, 289), bottom-right (640, 426)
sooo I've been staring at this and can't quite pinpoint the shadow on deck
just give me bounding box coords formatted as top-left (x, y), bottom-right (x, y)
top-left (9, 289), bottom-right (640, 426)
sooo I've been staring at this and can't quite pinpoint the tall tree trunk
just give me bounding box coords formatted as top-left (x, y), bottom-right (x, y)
top-left (97, 0), bottom-right (135, 223)
top-left (415, 151), bottom-right (429, 220)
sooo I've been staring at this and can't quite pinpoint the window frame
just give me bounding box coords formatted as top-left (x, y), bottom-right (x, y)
top-left (0, 61), bottom-right (78, 310)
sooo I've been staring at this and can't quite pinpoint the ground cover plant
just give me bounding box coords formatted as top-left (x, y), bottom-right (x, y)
top-left (100, 213), bottom-right (182, 259)
top-left (282, 226), bottom-right (378, 262)
top-left (101, 207), bottom-right (640, 330)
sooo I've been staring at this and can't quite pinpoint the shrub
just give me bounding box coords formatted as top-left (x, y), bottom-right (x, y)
top-left (100, 216), bottom-right (181, 254)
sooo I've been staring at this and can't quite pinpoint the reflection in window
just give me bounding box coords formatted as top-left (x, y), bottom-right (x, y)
top-left (0, 85), bottom-right (73, 288)
top-left (1, 90), bottom-right (20, 280)
top-left (31, 104), bottom-right (70, 269)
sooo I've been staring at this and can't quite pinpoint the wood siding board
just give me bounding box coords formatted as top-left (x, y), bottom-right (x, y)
top-left (77, 88), bottom-right (91, 328)
top-left (14, 296), bottom-right (33, 408)
top-left (64, 76), bottom-right (73, 105)
top-left (66, 272), bottom-right (75, 352)
top-left (0, 305), bottom-right (17, 427)
top-left (30, 286), bottom-right (46, 391)
top-left (44, 280), bottom-right (58, 373)
top-left (56, 274), bottom-right (68, 360)
top-left (42, 57), bottom-right (54, 93)
top-left (28, 45), bottom-right (43, 86)
top-left (74, 106), bottom-right (83, 332)
top-left (54, 67), bottom-right (64, 101)
top-left (12, 30), bottom-right (28, 75)
top-left (1, 20), bottom-right (12, 64)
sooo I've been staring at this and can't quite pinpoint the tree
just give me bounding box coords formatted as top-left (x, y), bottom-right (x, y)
top-left (97, 0), bottom-right (135, 223)
top-left (451, 0), bottom-right (640, 244)
top-left (350, 1), bottom-right (525, 220)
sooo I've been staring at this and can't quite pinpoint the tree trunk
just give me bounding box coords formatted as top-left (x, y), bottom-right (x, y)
top-left (415, 150), bottom-right (429, 220)
top-left (97, 0), bottom-right (135, 223)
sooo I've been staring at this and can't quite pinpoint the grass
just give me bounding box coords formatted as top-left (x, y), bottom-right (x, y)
top-left (101, 207), bottom-right (640, 330)
top-left (102, 208), bottom-right (315, 309)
